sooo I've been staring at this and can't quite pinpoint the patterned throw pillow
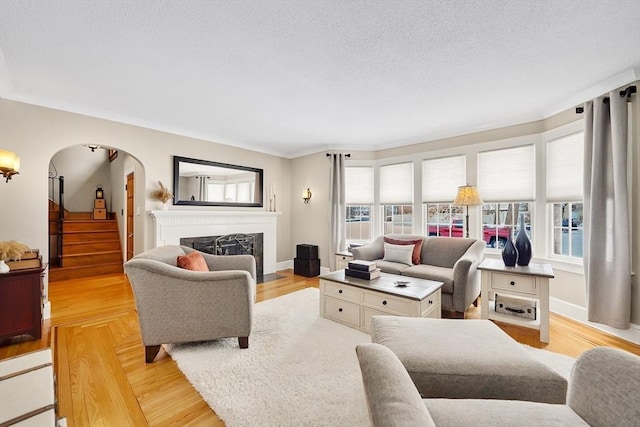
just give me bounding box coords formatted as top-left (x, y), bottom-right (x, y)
top-left (177, 251), bottom-right (209, 272)
top-left (382, 243), bottom-right (414, 266)
top-left (383, 237), bottom-right (423, 264)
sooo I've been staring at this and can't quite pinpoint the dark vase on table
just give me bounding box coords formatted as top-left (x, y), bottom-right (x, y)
top-left (501, 238), bottom-right (518, 267)
top-left (515, 213), bottom-right (532, 266)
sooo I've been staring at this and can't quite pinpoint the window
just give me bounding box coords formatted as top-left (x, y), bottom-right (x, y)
top-left (382, 205), bottom-right (413, 234)
top-left (551, 202), bottom-right (583, 257)
top-left (380, 162), bottom-right (414, 235)
top-left (478, 145), bottom-right (535, 249)
top-left (345, 166), bottom-right (374, 242)
top-left (547, 132), bottom-right (584, 259)
top-left (422, 155), bottom-right (466, 238)
top-left (482, 202), bottom-right (532, 248)
top-left (425, 203), bottom-right (465, 237)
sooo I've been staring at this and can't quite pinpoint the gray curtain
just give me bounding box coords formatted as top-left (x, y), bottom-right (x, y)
top-left (329, 154), bottom-right (346, 271)
top-left (583, 91), bottom-right (631, 329)
top-left (198, 176), bottom-right (207, 201)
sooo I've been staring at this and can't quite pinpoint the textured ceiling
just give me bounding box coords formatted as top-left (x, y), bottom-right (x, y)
top-left (1, 1), bottom-right (639, 158)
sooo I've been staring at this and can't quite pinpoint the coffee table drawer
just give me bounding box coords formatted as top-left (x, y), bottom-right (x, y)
top-left (491, 273), bottom-right (536, 295)
top-left (323, 296), bottom-right (360, 327)
top-left (323, 280), bottom-right (361, 303)
top-left (362, 292), bottom-right (412, 316)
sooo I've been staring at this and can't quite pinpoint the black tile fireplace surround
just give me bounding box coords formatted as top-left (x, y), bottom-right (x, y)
top-left (180, 233), bottom-right (264, 281)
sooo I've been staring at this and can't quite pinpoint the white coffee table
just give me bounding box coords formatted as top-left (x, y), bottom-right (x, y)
top-left (319, 270), bottom-right (443, 332)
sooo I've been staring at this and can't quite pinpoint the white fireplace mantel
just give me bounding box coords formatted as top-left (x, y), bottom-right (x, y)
top-left (148, 210), bottom-right (281, 274)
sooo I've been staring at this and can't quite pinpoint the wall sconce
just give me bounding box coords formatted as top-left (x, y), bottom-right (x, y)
top-left (87, 144), bottom-right (101, 152)
top-left (0, 149), bottom-right (20, 183)
top-left (302, 188), bottom-right (312, 204)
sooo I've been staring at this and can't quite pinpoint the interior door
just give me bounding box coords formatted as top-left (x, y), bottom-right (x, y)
top-left (126, 172), bottom-right (135, 261)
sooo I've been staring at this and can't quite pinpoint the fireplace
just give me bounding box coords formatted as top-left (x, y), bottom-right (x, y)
top-left (148, 210), bottom-right (280, 276)
top-left (180, 233), bottom-right (263, 280)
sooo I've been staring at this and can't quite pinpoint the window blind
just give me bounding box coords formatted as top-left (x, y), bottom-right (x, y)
top-left (380, 162), bottom-right (413, 204)
top-left (478, 145), bottom-right (535, 202)
top-left (422, 155), bottom-right (466, 202)
top-left (345, 166), bottom-right (374, 204)
top-left (546, 132), bottom-right (584, 202)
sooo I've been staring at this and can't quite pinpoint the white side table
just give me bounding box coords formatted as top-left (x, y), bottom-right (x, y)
top-left (334, 251), bottom-right (353, 271)
top-left (478, 259), bottom-right (554, 343)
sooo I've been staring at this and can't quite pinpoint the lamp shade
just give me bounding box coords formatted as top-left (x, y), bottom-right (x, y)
top-left (0, 150), bottom-right (16, 170)
top-left (453, 185), bottom-right (483, 207)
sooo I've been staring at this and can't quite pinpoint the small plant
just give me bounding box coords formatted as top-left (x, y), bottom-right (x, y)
top-left (150, 181), bottom-right (173, 203)
top-left (0, 240), bottom-right (31, 261)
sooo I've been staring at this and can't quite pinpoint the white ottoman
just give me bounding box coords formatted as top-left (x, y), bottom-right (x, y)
top-left (371, 316), bottom-right (567, 404)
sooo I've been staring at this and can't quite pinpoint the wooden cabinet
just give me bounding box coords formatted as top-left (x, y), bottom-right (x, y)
top-left (334, 251), bottom-right (353, 271)
top-left (0, 257), bottom-right (45, 342)
top-left (478, 259), bottom-right (554, 343)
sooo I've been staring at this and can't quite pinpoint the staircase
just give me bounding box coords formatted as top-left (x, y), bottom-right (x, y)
top-left (49, 210), bottom-right (124, 281)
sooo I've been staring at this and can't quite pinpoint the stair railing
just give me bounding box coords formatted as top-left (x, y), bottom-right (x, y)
top-left (48, 175), bottom-right (65, 267)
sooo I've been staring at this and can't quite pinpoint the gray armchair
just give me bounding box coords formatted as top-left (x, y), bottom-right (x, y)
top-left (124, 245), bottom-right (256, 363)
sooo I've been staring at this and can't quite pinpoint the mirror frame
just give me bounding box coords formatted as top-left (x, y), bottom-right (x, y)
top-left (173, 156), bottom-right (264, 207)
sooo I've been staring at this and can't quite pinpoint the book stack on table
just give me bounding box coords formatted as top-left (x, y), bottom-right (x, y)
top-left (345, 260), bottom-right (381, 280)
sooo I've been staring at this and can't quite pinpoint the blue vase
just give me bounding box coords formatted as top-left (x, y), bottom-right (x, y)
top-left (515, 213), bottom-right (532, 266)
top-left (501, 238), bottom-right (518, 267)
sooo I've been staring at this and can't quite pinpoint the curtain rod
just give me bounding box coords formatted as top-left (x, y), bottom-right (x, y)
top-left (575, 85), bottom-right (636, 114)
top-left (326, 153), bottom-right (351, 157)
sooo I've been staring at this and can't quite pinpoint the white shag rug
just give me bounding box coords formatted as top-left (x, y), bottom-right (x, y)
top-left (167, 288), bottom-right (371, 427)
top-left (168, 287), bottom-right (576, 427)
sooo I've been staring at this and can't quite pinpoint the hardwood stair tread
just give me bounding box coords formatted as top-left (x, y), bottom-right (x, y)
top-left (63, 239), bottom-right (120, 245)
top-left (60, 250), bottom-right (122, 258)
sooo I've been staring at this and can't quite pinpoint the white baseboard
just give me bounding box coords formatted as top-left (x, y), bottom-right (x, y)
top-left (277, 260), bottom-right (293, 271)
top-left (550, 297), bottom-right (640, 345)
top-left (277, 260), bottom-right (330, 276)
top-left (43, 301), bottom-right (51, 320)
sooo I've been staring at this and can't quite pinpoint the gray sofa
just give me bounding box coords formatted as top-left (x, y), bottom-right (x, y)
top-left (351, 235), bottom-right (485, 317)
top-left (124, 245), bottom-right (256, 363)
top-left (356, 343), bottom-right (640, 427)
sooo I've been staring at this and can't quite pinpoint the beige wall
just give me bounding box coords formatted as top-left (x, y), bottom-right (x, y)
top-left (0, 99), bottom-right (293, 265)
top-left (49, 146), bottom-right (113, 212)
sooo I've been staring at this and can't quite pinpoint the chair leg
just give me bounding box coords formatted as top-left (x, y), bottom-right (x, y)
top-left (145, 345), bottom-right (161, 363)
top-left (238, 336), bottom-right (249, 348)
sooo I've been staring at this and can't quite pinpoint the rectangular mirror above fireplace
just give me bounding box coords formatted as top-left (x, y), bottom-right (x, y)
top-left (173, 156), bottom-right (263, 207)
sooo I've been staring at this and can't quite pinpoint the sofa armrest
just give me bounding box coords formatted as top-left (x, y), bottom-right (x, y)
top-left (568, 347), bottom-right (640, 427)
top-left (197, 251), bottom-right (256, 280)
top-left (356, 343), bottom-right (436, 427)
top-left (351, 237), bottom-right (385, 261)
top-left (450, 240), bottom-right (485, 313)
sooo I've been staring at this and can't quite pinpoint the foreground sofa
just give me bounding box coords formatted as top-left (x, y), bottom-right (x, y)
top-left (356, 343), bottom-right (640, 427)
top-left (124, 245), bottom-right (256, 363)
top-left (351, 235), bottom-right (485, 317)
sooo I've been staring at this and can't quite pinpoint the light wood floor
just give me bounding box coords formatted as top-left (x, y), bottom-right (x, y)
top-left (1, 270), bottom-right (638, 426)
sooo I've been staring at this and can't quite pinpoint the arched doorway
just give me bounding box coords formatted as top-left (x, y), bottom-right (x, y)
top-left (48, 145), bottom-right (145, 281)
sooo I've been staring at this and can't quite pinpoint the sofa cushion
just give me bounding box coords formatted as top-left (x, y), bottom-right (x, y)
top-left (371, 317), bottom-right (568, 403)
top-left (421, 237), bottom-right (475, 268)
top-left (384, 237), bottom-right (423, 264)
top-left (383, 243), bottom-right (414, 266)
top-left (425, 399), bottom-right (588, 426)
top-left (177, 251), bottom-right (209, 272)
top-left (400, 264), bottom-right (454, 293)
top-left (373, 259), bottom-right (412, 275)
